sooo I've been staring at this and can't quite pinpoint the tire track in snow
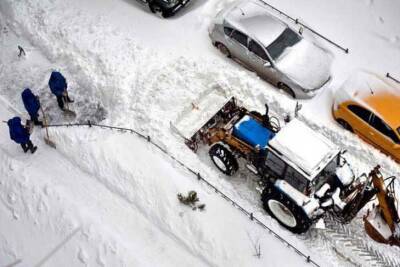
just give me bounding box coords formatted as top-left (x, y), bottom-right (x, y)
top-left (130, 56), bottom-right (400, 266)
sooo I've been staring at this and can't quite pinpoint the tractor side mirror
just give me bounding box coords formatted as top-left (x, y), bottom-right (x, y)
top-left (264, 61), bottom-right (272, 68)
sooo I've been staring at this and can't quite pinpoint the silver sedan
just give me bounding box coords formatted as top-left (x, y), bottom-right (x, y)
top-left (209, 0), bottom-right (333, 98)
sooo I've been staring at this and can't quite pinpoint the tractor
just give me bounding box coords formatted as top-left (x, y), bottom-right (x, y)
top-left (172, 87), bottom-right (400, 242)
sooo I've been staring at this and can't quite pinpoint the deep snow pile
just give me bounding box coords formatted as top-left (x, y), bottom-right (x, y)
top-left (1, 0), bottom-right (400, 266)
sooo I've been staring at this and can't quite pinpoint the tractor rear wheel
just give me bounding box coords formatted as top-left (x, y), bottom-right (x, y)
top-left (209, 144), bottom-right (238, 176)
top-left (262, 186), bottom-right (311, 234)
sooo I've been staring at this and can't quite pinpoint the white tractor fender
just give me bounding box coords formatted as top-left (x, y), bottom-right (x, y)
top-left (275, 180), bottom-right (321, 218)
top-left (332, 188), bottom-right (347, 210)
top-left (315, 183), bottom-right (331, 198)
top-left (335, 161), bottom-right (355, 187)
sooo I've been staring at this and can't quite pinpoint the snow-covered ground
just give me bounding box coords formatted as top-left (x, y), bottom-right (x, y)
top-left (1, 0), bottom-right (400, 266)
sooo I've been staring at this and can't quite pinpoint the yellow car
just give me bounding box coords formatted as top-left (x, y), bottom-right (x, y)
top-left (333, 71), bottom-right (400, 162)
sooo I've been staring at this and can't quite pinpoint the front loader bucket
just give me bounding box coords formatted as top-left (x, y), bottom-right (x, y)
top-left (364, 215), bottom-right (391, 244)
top-left (363, 208), bottom-right (400, 247)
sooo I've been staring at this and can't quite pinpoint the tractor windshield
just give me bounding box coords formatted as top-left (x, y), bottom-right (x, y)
top-left (324, 156), bottom-right (338, 174)
top-left (311, 155), bottom-right (338, 190)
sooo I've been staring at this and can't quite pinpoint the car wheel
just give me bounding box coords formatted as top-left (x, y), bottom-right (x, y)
top-left (149, 3), bottom-right (162, 15)
top-left (262, 186), bottom-right (311, 234)
top-left (337, 119), bottom-right (353, 133)
top-left (209, 143), bottom-right (238, 176)
top-left (216, 43), bottom-right (231, 58)
top-left (278, 83), bottom-right (296, 98)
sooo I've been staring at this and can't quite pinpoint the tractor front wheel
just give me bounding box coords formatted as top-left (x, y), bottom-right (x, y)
top-left (209, 144), bottom-right (238, 176)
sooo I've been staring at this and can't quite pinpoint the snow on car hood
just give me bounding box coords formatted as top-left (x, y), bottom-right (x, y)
top-left (276, 39), bottom-right (333, 90)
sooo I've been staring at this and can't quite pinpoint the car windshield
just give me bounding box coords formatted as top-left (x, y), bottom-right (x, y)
top-left (266, 27), bottom-right (301, 61)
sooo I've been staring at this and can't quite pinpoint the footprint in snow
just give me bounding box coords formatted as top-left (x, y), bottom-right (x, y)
top-left (392, 35), bottom-right (400, 44)
top-left (77, 247), bottom-right (89, 264)
top-left (366, 0), bottom-right (374, 6)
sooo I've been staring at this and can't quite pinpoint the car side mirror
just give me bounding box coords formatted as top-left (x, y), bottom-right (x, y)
top-left (299, 27), bottom-right (304, 35)
top-left (393, 143), bottom-right (400, 150)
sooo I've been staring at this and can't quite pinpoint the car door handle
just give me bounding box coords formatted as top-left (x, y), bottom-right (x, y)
top-left (369, 132), bottom-right (375, 136)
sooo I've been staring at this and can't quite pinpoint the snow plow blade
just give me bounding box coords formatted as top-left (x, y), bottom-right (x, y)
top-left (170, 85), bottom-right (233, 151)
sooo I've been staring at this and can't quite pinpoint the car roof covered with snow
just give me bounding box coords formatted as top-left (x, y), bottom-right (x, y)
top-left (224, 0), bottom-right (287, 47)
top-left (334, 70), bottom-right (400, 129)
top-left (268, 119), bottom-right (340, 180)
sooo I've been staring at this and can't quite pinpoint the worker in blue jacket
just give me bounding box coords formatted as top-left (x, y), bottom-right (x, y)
top-left (7, 116), bottom-right (37, 153)
top-left (48, 71), bottom-right (73, 110)
top-left (21, 88), bottom-right (43, 127)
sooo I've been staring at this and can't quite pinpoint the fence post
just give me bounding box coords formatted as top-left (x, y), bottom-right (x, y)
top-left (87, 120), bottom-right (92, 127)
top-left (147, 136), bottom-right (151, 142)
top-left (197, 173), bottom-right (201, 180)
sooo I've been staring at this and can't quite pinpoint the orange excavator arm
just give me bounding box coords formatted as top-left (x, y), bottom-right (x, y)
top-left (370, 166), bottom-right (396, 231)
top-left (364, 166), bottom-right (400, 246)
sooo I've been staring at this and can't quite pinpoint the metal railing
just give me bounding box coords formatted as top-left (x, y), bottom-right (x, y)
top-left (387, 73), bottom-right (400, 84)
top-left (259, 0), bottom-right (349, 54)
top-left (47, 121), bottom-right (320, 266)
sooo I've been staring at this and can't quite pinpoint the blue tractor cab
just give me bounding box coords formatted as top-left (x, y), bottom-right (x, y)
top-left (233, 115), bottom-right (275, 149)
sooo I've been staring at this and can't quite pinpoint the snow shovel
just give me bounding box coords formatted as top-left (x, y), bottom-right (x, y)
top-left (40, 107), bottom-right (56, 149)
top-left (62, 93), bottom-right (77, 118)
